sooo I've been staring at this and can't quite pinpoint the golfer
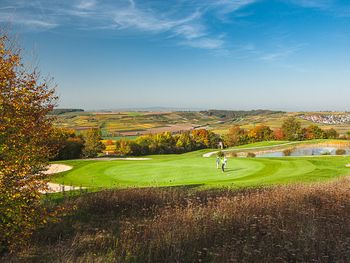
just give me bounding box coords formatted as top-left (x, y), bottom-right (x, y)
top-left (221, 158), bottom-right (225, 172)
top-left (224, 156), bottom-right (228, 168)
top-left (216, 157), bottom-right (220, 169)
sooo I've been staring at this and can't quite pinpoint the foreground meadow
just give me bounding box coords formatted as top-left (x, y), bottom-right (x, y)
top-left (5, 177), bottom-right (350, 262)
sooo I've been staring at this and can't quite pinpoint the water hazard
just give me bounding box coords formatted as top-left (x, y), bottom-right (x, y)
top-left (256, 147), bottom-right (350, 157)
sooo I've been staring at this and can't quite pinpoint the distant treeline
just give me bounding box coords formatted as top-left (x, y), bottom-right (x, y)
top-left (201, 109), bottom-right (285, 119)
top-left (49, 108), bottom-right (84, 115)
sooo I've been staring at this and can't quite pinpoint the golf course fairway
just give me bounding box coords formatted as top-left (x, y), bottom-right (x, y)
top-left (51, 149), bottom-right (350, 188)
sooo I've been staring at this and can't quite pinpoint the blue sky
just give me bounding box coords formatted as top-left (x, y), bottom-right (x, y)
top-left (1, 0), bottom-right (350, 111)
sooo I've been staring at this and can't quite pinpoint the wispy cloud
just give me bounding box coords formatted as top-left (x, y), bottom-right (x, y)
top-left (0, 0), bottom-right (256, 51)
top-left (111, 7), bottom-right (201, 33)
top-left (287, 0), bottom-right (334, 9)
top-left (260, 45), bottom-right (304, 61)
top-left (0, 11), bottom-right (57, 30)
top-left (76, 0), bottom-right (97, 10)
top-left (181, 37), bottom-right (224, 49)
top-left (212, 0), bottom-right (258, 14)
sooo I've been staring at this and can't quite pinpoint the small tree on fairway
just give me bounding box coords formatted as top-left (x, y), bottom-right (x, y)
top-left (0, 34), bottom-right (57, 252)
top-left (82, 128), bottom-right (105, 157)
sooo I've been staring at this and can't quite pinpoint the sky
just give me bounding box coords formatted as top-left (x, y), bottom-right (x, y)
top-left (1, 0), bottom-right (350, 111)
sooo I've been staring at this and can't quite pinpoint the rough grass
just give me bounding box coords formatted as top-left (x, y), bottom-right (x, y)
top-left (4, 177), bottom-right (350, 262)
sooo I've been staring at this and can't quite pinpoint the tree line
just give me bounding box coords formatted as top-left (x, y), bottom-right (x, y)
top-left (51, 116), bottom-right (349, 159)
top-left (51, 116), bottom-right (347, 159)
top-left (115, 129), bottom-right (220, 156)
top-left (49, 128), bottom-right (105, 160)
top-left (50, 128), bottom-right (221, 159)
top-left (224, 117), bottom-right (340, 147)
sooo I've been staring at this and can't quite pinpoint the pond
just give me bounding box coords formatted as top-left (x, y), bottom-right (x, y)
top-left (256, 147), bottom-right (350, 157)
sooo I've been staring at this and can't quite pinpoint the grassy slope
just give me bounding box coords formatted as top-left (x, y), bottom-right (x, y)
top-left (7, 178), bottom-right (350, 262)
top-left (52, 141), bottom-right (350, 188)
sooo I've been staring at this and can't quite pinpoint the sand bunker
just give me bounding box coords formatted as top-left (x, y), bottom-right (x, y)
top-left (44, 164), bottom-right (75, 193)
top-left (44, 164), bottom-right (73, 174)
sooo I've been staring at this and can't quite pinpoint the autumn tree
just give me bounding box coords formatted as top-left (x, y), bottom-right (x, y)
top-left (273, 128), bottom-right (285, 141)
top-left (175, 132), bottom-right (194, 152)
top-left (225, 126), bottom-right (249, 146)
top-left (135, 135), bottom-right (153, 155)
top-left (49, 128), bottom-right (85, 160)
top-left (115, 139), bottom-right (142, 156)
top-left (82, 128), bottom-right (105, 158)
top-left (207, 131), bottom-right (221, 148)
top-left (303, 125), bottom-right (325, 140)
top-left (154, 132), bottom-right (176, 153)
top-left (0, 34), bottom-right (57, 252)
top-left (192, 129), bottom-right (210, 148)
top-left (248, 125), bottom-right (274, 142)
top-left (281, 117), bottom-right (302, 141)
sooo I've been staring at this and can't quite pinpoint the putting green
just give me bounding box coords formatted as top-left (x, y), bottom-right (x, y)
top-left (52, 150), bottom-right (350, 188)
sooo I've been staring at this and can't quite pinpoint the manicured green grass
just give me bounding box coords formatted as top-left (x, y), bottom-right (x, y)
top-left (52, 145), bottom-right (350, 189)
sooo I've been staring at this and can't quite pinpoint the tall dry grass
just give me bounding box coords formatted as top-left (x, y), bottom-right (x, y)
top-left (4, 178), bottom-right (350, 262)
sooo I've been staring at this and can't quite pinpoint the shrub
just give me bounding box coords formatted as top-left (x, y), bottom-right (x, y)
top-left (227, 152), bottom-right (238, 158)
top-left (336, 149), bottom-right (346, 155)
top-left (247, 152), bottom-right (256, 158)
top-left (283, 148), bottom-right (294, 156)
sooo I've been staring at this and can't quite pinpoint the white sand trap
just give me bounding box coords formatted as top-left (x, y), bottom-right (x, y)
top-left (346, 164), bottom-right (350, 168)
top-left (44, 164), bottom-right (72, 174)
top-left (43, 164), bottom-right (79, 193)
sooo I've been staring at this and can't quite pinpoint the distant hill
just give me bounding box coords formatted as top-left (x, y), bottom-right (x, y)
top-left (107, 107), bottom-right (206, 112)
top-left (200, 109), bottom-right (285, 119)
top-left (50, 108), bottom-right (84, 115)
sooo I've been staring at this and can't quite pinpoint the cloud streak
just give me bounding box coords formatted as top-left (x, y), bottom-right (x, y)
top-left (0, 0), bottom-right (256, 51)
top-left (259, 44), bottom-right (304, 61)
top-left (287, 0), bottom-right (334, 9)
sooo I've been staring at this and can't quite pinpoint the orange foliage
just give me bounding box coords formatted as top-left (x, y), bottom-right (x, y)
top-left (0, 34), bottom-right (57, 252)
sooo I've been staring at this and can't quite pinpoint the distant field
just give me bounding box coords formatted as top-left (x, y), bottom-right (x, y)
top-left (54, 111), bottom-right (218, 137)
top-left (52, 140), bottom-right (350, 188)
top-left (54, 110), bottom-right (350, 137)
top-left (102, 136), bottom-right (138, 141)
